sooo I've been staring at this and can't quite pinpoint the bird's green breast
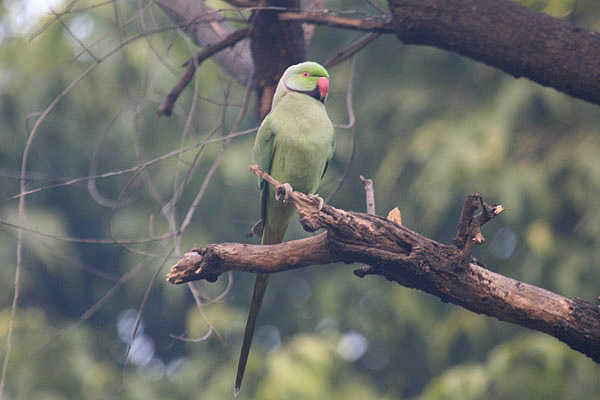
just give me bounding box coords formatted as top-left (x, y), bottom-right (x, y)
top-left (268, 92), bottom-right (334, 194)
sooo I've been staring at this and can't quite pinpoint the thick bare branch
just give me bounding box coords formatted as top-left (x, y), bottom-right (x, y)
top-left (167, 166), bottom-right (600, 363)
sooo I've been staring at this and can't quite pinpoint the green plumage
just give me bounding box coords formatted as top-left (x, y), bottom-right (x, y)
top-left (235, 62), bottom-right (335, 395)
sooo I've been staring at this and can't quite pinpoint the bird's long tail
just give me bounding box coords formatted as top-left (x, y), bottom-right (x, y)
top-left (234, 224), bottom-right (287, 396)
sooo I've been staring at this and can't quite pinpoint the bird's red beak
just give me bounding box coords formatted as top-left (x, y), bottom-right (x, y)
top-left (317, 77), bottom-right (329, 101)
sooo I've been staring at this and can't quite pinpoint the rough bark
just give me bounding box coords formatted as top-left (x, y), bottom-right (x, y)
top-left (168, 166), bottom-right (600, 363)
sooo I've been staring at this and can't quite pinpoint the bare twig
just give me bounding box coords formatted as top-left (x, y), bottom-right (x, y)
top-left (1, 127), bottom-right (257, 206)
top-left (453, 193), bottom-right (505, 258)
top-left (88, 105), bottom-right (139, 208)
top-left (33, 240), bottom-right (171, 357)
top-left (0, 218), bottom-right (174, 245)
top-left (178, 77), bottom-right (253, 234)
top-left (118, 249), bottom-right (173, 399)
top-left (47, 5), bottom-right (100, 61)
top-left (358, 175), bottom-right (375, 274)
top-left (359, 176), bottom-right (375, 215)
top-left (156, 27), bottom-right (250, 118)
top-left (185, 282), bottom-right (226, 344)
top-left (323, 32), bottom-right (380, 69)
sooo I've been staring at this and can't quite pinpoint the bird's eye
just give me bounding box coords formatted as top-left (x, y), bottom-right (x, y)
top-left (302, 72), bottom-right (309, 77)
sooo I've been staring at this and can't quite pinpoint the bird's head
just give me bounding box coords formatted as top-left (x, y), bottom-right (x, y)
top-left (280, 61), bottom-right (330, 103)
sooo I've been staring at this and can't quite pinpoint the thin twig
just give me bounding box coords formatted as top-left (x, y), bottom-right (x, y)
top-left (323, 32), bottom-right (380, 69)
top-left (186, 282), bottom-right (226, 344)
top-left (32, 240), bottom-right (170, 358)
top-left (88, 104), bottom-right (138, 208)
top-left (118, 249), bottom-right (173, 399)
top-left (179, 77), bottom-right (254, 234)
top-left (113, 1), bottom-right (167, 212)
top-left (1, 127), bottom-right (258, 206)
top-left (47, 5), bottom-right (100, 61)
top-left (0, 28), bottom-right (100, 399)
top-left (0, 218), bottom-right (175, 245)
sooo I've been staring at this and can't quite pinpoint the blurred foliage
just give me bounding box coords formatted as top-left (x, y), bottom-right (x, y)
top-left (1, 0), bottom-right (600, 399)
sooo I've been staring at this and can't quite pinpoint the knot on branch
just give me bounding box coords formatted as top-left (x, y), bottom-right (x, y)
top-left (353, 264), bottom-right (377, 278)
top-left (453, 193), bottom-right (505, 260)
top-left (167, 248), bottom-right (220, 284)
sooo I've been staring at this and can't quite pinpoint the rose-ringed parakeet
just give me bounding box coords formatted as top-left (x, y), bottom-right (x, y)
top-left (234, 61), bottom-right (335, 395)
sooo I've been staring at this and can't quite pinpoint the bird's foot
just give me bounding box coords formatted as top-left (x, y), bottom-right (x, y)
top-left (276, 183), bottom-right (294, 203)
top-left (308, 193), bottom-right (325, 210)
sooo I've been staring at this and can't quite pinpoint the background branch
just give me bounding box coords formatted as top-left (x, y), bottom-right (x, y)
top-left (154, 0), bottom-right (252, 82)
top-left (156, 27), bottom-right (249, 118)
top-left (277, 1), bottom-right (600, 107)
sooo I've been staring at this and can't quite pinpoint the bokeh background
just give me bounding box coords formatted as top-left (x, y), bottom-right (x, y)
top-left (1, 0), bottom-right (600, 399)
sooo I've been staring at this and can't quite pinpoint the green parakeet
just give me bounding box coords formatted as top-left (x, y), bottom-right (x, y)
top-left (234, 61), bottom-right (335, 395)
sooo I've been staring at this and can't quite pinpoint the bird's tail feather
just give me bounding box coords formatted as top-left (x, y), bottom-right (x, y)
top-left (234, 273), bottom-right (269, 396)
top-left (234, 224), bottom-right (287, 396)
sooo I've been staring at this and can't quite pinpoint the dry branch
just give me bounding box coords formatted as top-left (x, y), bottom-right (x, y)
top-left (168, 165), bottom-right (600, 363)
top-left (156, 27), bottom-right (249, 118)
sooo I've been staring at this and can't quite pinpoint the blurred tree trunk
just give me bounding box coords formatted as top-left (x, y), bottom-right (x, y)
top-left (250, 0), bottom-right (307, 120)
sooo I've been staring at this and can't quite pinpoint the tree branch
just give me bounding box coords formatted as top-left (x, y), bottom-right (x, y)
top-left (279, 1), bottom-right (600, 107)
top-left (322, 32), bottom-right (381, 69)
top-left (167, 165), bottom-right (600, 363)
top-left (156, 27), bottom-right (249, 118)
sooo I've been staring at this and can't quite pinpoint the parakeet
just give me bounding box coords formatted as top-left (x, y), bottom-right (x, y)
top-left (234, 61), bottom-right (335, 395)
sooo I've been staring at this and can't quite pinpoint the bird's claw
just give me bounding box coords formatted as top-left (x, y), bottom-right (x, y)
top-left (276, 183), bottom-right (294, 203)
top-left (308, 193), bottom-right (325, 210)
